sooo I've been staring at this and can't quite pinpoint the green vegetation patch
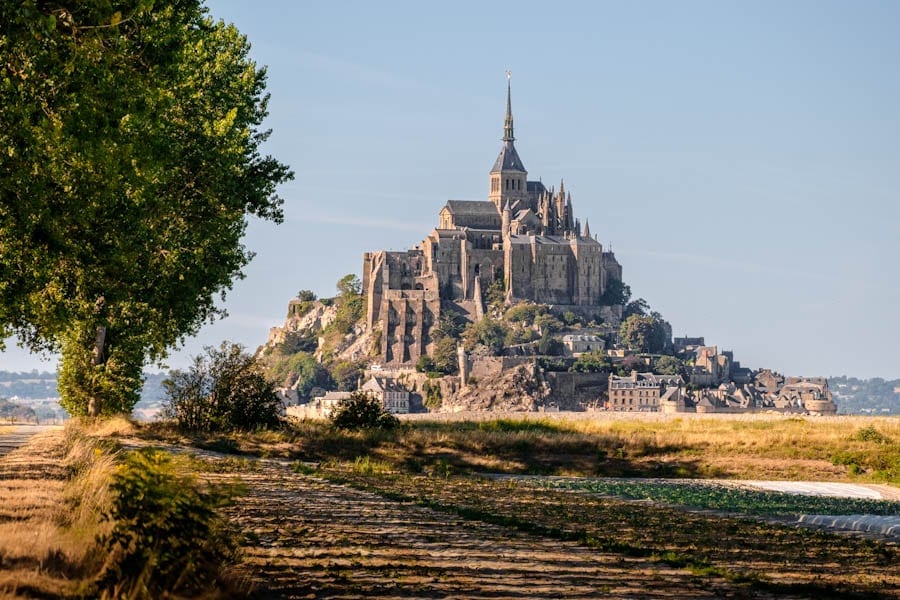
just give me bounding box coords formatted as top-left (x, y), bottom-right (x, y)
top-left (537, 478), bottom-right (900, 517)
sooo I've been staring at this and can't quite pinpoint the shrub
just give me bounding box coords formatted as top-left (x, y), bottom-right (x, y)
top-left (163, 342), bottom-right (282, 432)
top-left (853, 426), bottom-right (893, 444)
top-left (96, 449), bottom-right (237, 598)
top-left (329, 392), bottom-right (399, 431)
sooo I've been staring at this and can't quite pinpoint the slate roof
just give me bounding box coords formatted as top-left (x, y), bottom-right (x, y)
top-left (527, 180), bottom-right (546, 194)
top-left (490, 141), bottom-right (527, 173)
top-left (443, 200), bottom-right (499, 216)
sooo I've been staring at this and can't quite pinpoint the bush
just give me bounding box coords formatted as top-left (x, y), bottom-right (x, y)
top-left (853, 426), bottom-right (893, 444)
top-left (163, 342), bottom-right (282, 432)
top-left (329, 392), bottom-right (399, 431)
top-left (96, 449), bottom-right (237, 598)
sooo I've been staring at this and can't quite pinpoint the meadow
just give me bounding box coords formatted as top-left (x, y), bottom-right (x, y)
top-left (146, 412), bottom-right (900, 484)
top-left (2, 413), bottom-right (898, 598)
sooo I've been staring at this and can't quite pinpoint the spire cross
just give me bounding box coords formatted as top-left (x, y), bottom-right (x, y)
top-left (503, 71), bottom-right (515, 142)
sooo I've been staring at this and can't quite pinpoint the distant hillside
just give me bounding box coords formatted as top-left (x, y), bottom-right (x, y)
top-left (0, 371), bottom-right (168, 421)
top-left (829, 376), bottom-right (900, 415)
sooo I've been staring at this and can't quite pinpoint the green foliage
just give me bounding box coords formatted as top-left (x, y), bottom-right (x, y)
top-left (0, 1), bottom-right (293, 416)
top-left (277, 329), bottom-right (318, 355)
top-left (330, 359), bottom-right (365, 391)
top-left (297, 289), bottom-right (317, 302)
top-left (422, 380), bottom-right (443, 411)
top-left (485, 275), bottom-right (506, 307)
top-left (852, 427), bottom-right (893, 444)
top-left (432, 312), bottom-right (467, 341)
top-left (561, 311), bottom-right (582, 326)
top-left (162, 342), bottom-right (282, 432)
top-left (537, 358), bottom-right (569, 372)
top-left (266, 351), bottom-right (331, 398)
top-left (416, 355), bottom-right (436, 373)
top-left (97, 449), bottom-right (237, 598)
top-left (600, 279), bottom-right (631, 306)
top-left (321, 275), bottom-right (365, 355)
top-left (619, 314), bottom-right (670, 354)
top-left (431, 337), bottom-right (459, 375)
top-left (570, 351), bottom-right (612, 373)
top-left (504, 302), bottom-right (547, 326)
top-left (541, 479), bottom-right (900, 517)
top-left (654, 355), bottom-right (684, 376)
top-left (336, 274), bottom-right (362, 297)
top-left (538, 332), bottom-right (564, 356)
top-left (329, 391), bottom-right (399, 431)
top-left (463, 317), bottom-right (508, 355)
top-left (624, 298), bottom-right (650, 318)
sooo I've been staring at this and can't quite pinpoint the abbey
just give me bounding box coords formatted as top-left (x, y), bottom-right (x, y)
top-left (362, 80), bottom-right (623, 365)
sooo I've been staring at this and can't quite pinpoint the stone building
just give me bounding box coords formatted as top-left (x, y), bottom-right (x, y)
top-left (776, 378), bottom-right (837, 415)
top-left (607, 371), bottom-right (683, 412)
top-left (360, 376), bottom-right (411, 414)
top-left (363, 79), bottom-right (624, 365)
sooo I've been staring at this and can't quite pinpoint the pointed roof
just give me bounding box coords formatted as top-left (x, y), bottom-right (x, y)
top-left (491, 141), bottom-right (526, 173)
top-left (583, 219), bottom-right (591, 238)
top-left (503, 74), bottom-right (514, 142)
top-left (491, 74), bottom-right (527, 174)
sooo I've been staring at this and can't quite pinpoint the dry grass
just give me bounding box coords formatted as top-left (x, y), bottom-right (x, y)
top-left (150, 413), bottom-right (900, 484)
top-left (0, 421), bottom-right (118, 599)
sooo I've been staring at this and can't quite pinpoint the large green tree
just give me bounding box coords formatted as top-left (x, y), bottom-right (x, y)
top-left (0, 1), bottom-right (293, 415)
top-left (618, 314), bottom-right (671, 354)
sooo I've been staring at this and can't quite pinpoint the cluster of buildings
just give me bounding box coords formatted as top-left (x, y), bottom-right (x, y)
top-left (284, 375), bottom-right (411, 420)
top-left (361, 78), bottom-right (623, 366)
top-left (606, 368), bottom-right (836, 415)
top-left (277, 82), bottom-right (839, 418)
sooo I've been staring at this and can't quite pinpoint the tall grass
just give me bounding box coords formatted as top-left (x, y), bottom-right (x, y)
top-left (270, 414), bottom-right (900, 483)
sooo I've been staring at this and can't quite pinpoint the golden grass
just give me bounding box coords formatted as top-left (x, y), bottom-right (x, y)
top-left (159, 412), bottom-right (900, 485)
top-left (0, 421), bottom-right (118, 598)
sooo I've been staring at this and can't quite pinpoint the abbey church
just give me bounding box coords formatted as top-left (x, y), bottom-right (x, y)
top-left (362, 80), bottom-right (624, 365)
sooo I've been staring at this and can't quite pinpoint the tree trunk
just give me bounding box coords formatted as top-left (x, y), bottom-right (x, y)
top-left (87, 324), bottom-right (107, 417)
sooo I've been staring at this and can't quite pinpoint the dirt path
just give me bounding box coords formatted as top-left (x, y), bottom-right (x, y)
top-left (200, 459), bottom-right (805, 599)
top-left (0, 425), bottom-right (60, 459)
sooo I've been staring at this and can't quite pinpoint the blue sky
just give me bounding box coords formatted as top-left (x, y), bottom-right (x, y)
top-left (3, 0), bottom-right (899, 379)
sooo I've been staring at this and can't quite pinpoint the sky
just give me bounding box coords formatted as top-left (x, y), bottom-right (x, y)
top-left (2, 0), bottom-right (899, 379)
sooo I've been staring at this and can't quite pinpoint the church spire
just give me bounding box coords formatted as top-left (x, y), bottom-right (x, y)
top-left (503, 71), bottom-right (514, 142)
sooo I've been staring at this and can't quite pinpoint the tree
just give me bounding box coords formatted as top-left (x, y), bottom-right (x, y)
top-left (624, 298), bottom-right (650, 318)
top-left (0, 2), bottom-right (293, 416)
top-left (654, 355), bottom-right (684, 376)
top-left (600, 279), bottom-right (631, 307)
top-left (296, 290), bottom-right (317, 302)
top-left (329, 391), bottom-right (398, 431)
top-left (619, 315), bottom-right (660, 354)
top-left (162, 342), bottom-right (282, 432)
top-left (336, 274), bottom-right (362, 297)
top-left (570, 351), bottom-right (612, 373)
top-left (431, 337), bottom-right (459, 375)
top-left (463, 317), bottom-right (508, 355)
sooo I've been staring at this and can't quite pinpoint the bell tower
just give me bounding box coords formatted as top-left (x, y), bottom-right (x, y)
top-left (489, 73), bottom-right (528, 212)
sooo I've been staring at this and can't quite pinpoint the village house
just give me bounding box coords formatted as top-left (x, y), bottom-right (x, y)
top-left (360, 376), bottom-right (411, 414)
top-left (562, 334), bottom-right (606, 356)
top-left (607, 371), bottom-right (683, 412)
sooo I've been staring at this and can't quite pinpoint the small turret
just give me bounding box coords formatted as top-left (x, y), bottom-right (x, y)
top-left (583, 219), bottom-right (591, 239)
top-left (502, 200), bottom-right (511, 236)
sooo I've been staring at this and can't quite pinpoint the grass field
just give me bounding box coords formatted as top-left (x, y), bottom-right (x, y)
top-left (4, 413), bottom-right (897, 598)
top-left (145, 412), bottom-right (900, 484)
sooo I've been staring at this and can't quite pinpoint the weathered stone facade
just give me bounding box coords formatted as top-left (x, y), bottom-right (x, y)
top-left (363, 80), bottom-right (624, 365)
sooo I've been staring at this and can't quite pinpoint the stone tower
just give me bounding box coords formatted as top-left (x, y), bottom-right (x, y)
top-left (489, 74), bottom-right (528, 212)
